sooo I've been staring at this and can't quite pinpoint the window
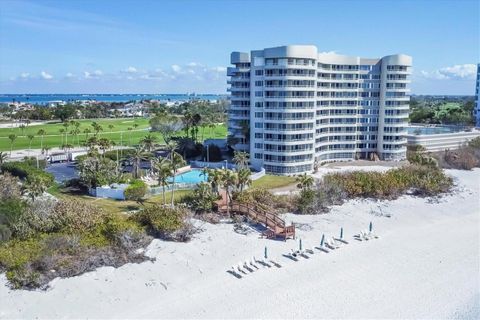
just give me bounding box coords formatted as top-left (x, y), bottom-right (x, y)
top-left (255, 81), bottom-right (263, 87)
top-left (255, 70), bottom-right (263, 76)
top-left (255, 91), bottom-right (263, 97)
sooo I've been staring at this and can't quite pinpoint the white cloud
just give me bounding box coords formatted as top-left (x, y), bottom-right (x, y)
top-left (65, 72), bottom-right (74, 78)
top-left (419, 64), bottom-right (476, 80)
top-left (84, 70), bottom-right (103, 79)
top-left (212, 66), bottom-right (227, 73)
top-left (40, 71), bottom-right (53, 79)
top-left (123, 66), bottom-right (137, 73)
top-left (171, 64), bottom-right (182, 73)
top-left (20, 72), bottom-right (30, 78)
top-left (318, 51), bottom-right (337, 55)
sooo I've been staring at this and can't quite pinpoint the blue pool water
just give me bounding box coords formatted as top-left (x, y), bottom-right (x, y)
top-left (407, 126), bottom-right (463, 135)
top-left (169, 169), bottom-right (207, 184)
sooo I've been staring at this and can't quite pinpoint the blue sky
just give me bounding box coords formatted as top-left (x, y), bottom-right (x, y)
top-left (0, 0), bottom-right (478, 94)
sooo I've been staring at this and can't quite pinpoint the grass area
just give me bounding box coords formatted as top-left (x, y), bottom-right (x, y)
top-left (47, 184), bottom-right (193, 214)
top-left (0, 117), bottom-right (227, 151)
top-left (251, 174), bottom-right (297, 190)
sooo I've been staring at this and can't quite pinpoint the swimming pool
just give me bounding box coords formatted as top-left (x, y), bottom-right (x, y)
top-left (407, 126), bottom-right (464, 135)
top-left (169, 169), bottom-right (208, 184)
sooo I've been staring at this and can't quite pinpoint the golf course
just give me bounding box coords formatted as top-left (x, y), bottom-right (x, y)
top-left (0, 118), bottom-right (227, 151)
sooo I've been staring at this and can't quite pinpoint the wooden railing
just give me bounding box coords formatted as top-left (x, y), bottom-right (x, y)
top-left (228, 202), bottom-right (295, 240)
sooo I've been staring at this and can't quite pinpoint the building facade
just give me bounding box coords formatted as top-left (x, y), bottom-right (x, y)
top-left (227, 45), bottom-right (412, 175)
top-left (475, 63), bottom-right (480, 128)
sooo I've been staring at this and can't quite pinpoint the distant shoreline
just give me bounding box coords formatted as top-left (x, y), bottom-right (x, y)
top-left (0, 93), bottom-right (226, 104)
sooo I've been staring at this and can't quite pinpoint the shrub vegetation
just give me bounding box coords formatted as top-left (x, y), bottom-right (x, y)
top-left (1, 161), bottom-right (54, 187)
top-left (124, 179), bottom-right (148, 202)
top-left (296, 165), bottom-right (453, 214)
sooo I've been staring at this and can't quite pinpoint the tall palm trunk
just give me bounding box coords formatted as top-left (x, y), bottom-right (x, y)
top-left (162, 185), bottom-right (166, 205)
top-left (170, 171), bottom-right (175, 207)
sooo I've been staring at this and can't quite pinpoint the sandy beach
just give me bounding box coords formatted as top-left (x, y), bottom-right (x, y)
top-left (0, 168), bottom-right (479, 319)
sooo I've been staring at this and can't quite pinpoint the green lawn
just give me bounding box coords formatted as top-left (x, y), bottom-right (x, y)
top-left (48, 183), bottom-right (193, 215)
top-left (0, 118), bottom-right (227, 152)
top-left (251, 175), bottom-right (297, 190)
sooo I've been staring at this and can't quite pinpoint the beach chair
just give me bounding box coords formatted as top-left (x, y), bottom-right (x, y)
top-left (261, 258), bottom-right (272, 267)
top-left (287, 249), bottom-right (299, 261)
top-left (237, 263), bottom-right (246, 274)
top-left (250, 257), bottom-right (258, 269)
top-left (230, 267), bottom-right (242, 279)
top-left (325, 238), bottom-right (339, 250)
top-left (250, 257), bottom-right (259, 269)
top-left (269, 258), bottom-right (282, 268)
top-left (367, 230), bottom-right (379, 239)
top-left (306, 246), bottom-right (315, 255)
top-left (243, 261), bottom-right (254, 272)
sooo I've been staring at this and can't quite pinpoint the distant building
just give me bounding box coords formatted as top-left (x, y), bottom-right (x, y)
top-left (475, 63), bottom-right (480, 127)
top-left (227, 45), bottom-right (412, 175)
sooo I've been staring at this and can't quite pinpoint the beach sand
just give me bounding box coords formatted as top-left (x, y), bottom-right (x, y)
top-left (0, 168), bottom-right (479, 319)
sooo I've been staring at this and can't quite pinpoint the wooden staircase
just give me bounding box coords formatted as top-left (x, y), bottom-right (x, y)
top-left (220, 202), bottom-right (295, 241)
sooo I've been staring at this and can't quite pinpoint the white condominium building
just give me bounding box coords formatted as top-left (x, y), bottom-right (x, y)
top-left (475, 63), bottom-right (480, 128)
top-left (227, 45), bottom-right (412, 175)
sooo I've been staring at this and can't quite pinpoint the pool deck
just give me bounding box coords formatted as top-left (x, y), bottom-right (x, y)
top-left (176, 165), bottom-right (192, 175)
top-left (406, 129), bottom-right (480, 152)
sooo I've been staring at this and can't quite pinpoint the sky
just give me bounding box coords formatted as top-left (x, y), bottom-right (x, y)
top-left (0, 0), bottom-right (479, 95)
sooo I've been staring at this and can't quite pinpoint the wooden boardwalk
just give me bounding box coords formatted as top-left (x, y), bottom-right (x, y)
top-left (218, 196), bottom-right (295, 240)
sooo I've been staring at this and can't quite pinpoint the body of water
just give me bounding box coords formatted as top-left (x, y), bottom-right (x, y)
top-left (0, 94), bottom-right (224, 104)
top-left (169, 169), bottom-right (207, 184)
top-left (407, 125), bottom-right (466, 135)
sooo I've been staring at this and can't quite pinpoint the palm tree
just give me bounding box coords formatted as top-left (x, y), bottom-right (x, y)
top-left (83, 128), bottom-right (91, 141)
top-left (59, 128), bottom-right (65, 145)
top-left (108, 124), bottom-right (114, 133)
top-left (233, 151), bottom-right (249, 170)
top-left (62, 122), bottom-right (70, 145)
top-left (19, 124), bottom-right (26, 136)
top-left (207, 168), bottom-right (223, 195)
top-left (129, 146), bottom-right (148, 179)
top-left (236, 168), bottom-right (252, 192)
top-left (71, 128), bottom-right (81, 147)
top-left (27, 134), bottom-right (35, 155)
top-left (152, 157), bottom-right (172, 205)
top-left (0, 152), bottom-right (8, 170)
top-left (91, 122), bottom-right (103, 137)
top-left (98, 138), bottom-right (112, 157)
top-left (140, 134), bottom-right (157, 152)
top-left (127, 127), bottom-right (133, 145)
top-left (42, 146), bottom-right (51, 158)
top-left (133, 123), bottom-right (139, 130)
top-left (167, 142), bottom-right (186, 207)
top-left (175, 137), bottom-right (196, 159)
top-left (220, 169), bottom-right (238, 216)
top-left (8, 134), bottom-right (16, 156)
top-left (296, 173), bottom-right (314, 190)
top-left (37, 129), bottom-right (46, 150)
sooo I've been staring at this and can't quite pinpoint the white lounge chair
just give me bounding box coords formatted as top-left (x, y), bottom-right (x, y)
top-left (306, 246), bottom-right (315, 255)
top-left (237, 263), bottom-right (246, 274)
top-left (366, 230), bottom-right (379, 239)
top-left (250, 257), bottom-right (258, 269)
top-left (243, 261), bottom-right (254, 272)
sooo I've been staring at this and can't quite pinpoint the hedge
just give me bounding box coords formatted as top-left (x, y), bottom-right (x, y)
top-left (1, 162), bottom-right (54, 187)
